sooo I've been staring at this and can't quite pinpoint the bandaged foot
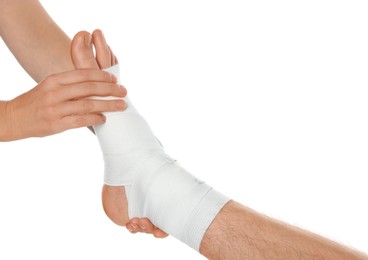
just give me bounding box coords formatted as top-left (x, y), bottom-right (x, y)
top-left (74, 30), bottom-right (230, 251)
top-left (99, 64), bottom-right (230, 250)
top-left (71, 30), bottom-right (167, 238)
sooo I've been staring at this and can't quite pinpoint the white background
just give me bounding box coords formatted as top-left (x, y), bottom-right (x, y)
top-left (0, 0), bottom-right (367, 259)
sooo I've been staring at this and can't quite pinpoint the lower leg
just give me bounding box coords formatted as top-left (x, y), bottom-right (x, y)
top-left (200, 201), bottom-right (367, 260)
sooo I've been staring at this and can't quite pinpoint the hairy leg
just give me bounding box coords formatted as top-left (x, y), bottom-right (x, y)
top-left (70, 30), bottom-right (168, 238)
top-left (200, 201), bottom-right (367, 260)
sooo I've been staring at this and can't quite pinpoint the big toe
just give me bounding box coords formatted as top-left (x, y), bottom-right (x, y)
top-left (92, 29), bottom-right (115, 69)
top-left (71, 31), bottom-right (99, 69)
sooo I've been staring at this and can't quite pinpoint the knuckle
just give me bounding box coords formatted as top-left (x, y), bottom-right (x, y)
top-left (43, 73), bottom-right (59, 88)
top-left (109, 84), bottom-right (117, 94)
top-left (70, 83), bottom-right (83, 97)
top-left (102, 71), bottom-right (113, 81)
top-left (73, 115), bottom-right (101, 128)
top-left (110, 100), bottom-right (120, 111)
top-left (80, 69), bottom-right (106, 82)
top-left (74, 116), bottom-right (87, 127)
top-left (92, 82), bottom-right (115, 96)
top-left (77, 69), bottom-right (90, 81)
top-left (44, 73), bottom-right (56, 83)
top-left (40, 78), bottom-right (53, 92)
top-left (81, 100), bottom-right (94, 112)
top-left (70, 69), bottom-right (89, 84)
top-left (81, 82), bottom-right (98, 95)
top-left (90, 82), bottom-right (100, 93)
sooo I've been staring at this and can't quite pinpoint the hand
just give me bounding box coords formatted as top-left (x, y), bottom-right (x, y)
top-left (0, 69), bottom-right (127, 141)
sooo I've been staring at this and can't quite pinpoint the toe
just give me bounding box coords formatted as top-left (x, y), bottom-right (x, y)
top-left (153, 228), bottom-right (169, 238)
top-left (71, 31), bottom-right (100, 69)
top-left (138, 218), bottom-right (154, 233)
top-left (92, 29), bottom-right (114, 69)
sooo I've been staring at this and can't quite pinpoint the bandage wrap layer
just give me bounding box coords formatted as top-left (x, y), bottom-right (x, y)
top-left (94, 65), bottom-right (230, 251)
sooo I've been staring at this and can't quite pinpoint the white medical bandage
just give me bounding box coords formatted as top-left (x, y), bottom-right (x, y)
top-left (94, 65), bottom-right (230, 251)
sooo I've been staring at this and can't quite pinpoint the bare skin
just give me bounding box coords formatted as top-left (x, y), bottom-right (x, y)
top-left (70, 30), bottom-right (168, 238)
top-left (0, 0), bottom-right (126, 140)
top-left (0, 69), bottom-right (128, 141)
top-left (0, 0), bottom-right (162, 235)
top-left (201, 201), bottom-right (367, 260)
top-left (75, 29), bottom-right (368, 259)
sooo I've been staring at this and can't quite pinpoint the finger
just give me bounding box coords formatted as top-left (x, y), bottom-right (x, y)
top-left (92, 29), bottom-right (113, 69)
top-left (49, 69), bottom-right (117, 86)
top-left (71, 31), bottom-right (100, 69)
top-left (57, 99), bottom-right (126, 117)
top-left (56, 82), bottom-right (126, 101)
top-left (153, 228), bottom-right (169, 238)
top-left (56, 114), bottom-right (106, 133)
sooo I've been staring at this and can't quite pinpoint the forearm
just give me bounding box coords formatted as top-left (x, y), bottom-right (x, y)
top-left (200, 201), bottom-right (367, 260)
top-left (0, 0), bottom-right (73, 82)
top-left (0, 101), bottom-right (10, 141)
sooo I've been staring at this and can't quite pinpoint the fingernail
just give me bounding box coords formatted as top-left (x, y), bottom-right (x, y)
top-left (140, 225), bottom-right (146, 230)
top-left (116, 100), bottom-right (126, 109)
top-left (84, 33), bottom-right (92, 46)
